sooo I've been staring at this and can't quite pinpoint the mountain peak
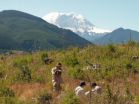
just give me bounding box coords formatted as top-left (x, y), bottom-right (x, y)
top-left (42, 12), bottom-right (111, 42)
top-left (116, 27), bottom-right (125, 31)
top-left (42, 12), bottom-right (111, 33)
top-left (43, 12), bottom-right (94, 32)
top-left (1, 10), bottom-right (19, 13)
top-left (50, 12), bottom-right (85, 19)
top-left (0, 10), bottom-right (28, 15)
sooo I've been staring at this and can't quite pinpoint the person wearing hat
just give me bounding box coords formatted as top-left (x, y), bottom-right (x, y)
top-left (51, 63), bottom-right (63, 93)
top-left (75, 81), bottom-right (86, 97)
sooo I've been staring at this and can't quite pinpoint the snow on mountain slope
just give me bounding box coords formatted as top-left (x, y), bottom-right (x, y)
top-left (42, 12), bottom-right (111, 42)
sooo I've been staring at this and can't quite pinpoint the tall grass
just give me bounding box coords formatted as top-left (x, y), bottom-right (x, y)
top-left (0, 43), bottom-right (139, 104)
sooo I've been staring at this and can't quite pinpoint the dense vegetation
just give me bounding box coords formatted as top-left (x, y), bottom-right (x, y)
top-left (0, 43), bottom-right (139, 104)
top-left (0, 10), bottom-right (90, 51)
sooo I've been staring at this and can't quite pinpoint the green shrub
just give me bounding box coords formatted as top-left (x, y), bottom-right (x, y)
top-left (65, 57), bottom-right (79, 67)
top-left (0, 97), bottom-right (23, 104)
top-left (61, 92), bottom-right (80, 104)
top-left (17, 65), bottom-right (32, 82)
top-left (68, 68), bottom-right (85, 80)
top-left (13, 59), bottom-right (28, 68)
top-left (0, 87), bottom-right (15, 97)
top-left (41, 52), bottom-right (48, 62)
top-left (37, 91), bottom-right (52, 104)
top-left (0, 69), bottom-right (5, 79)
top-left (126, 63), bottom-right (133, 69)
top-left (107, 44), bottom-right (116, 53)
top-left (35, 75), bottom-right (45, 83)
top-left (100, 85), bottom-right (133, 104)
top-left (125, 62), bottom-right (138, 75)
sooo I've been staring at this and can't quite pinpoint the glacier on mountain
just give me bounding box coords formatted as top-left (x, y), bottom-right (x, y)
top-left (42, 12), bottom-right (111, 42)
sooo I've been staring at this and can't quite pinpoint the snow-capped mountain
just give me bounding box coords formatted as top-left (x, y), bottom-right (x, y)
top-left (42, 12), bottom-right (111, 42)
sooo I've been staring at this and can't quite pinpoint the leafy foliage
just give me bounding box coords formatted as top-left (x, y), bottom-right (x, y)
top-left (0, 87), bottom-right (15, 97)
top-left (65, 57), bottom-right (79, 67)
top-left (37, 91), bottom-right (52, 104)
top-left (17, 65), bottom-right (32, 82)
top-left (68, 68), bottom-right (85, 80)
top-left (61, 92), bottom-right (80, 104)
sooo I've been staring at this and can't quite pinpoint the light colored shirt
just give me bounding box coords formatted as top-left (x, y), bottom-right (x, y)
top-left (75, 86), bottom-right (85, 96)
top-left (92, 86), bottom-right (102, 94)
top-left (51, 67), bottom-right (62, 84)
top-left (85, 86), bottom-right (102, 96)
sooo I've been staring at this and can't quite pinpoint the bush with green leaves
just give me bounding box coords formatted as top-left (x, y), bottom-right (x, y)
top-left (107, 44), bottom-right (116, 53)
top-left (0, 87), bottom-right (15, 97)
top-left (125, 62), bottom-right (133, 70)
top-left (65, 57), bottom-right (79, 67)
top-left (0, 69), bottom-right (5, 79)
top-left (0, 97), bottom-right (23, 104)
top-left (98, 85), bottom-right (133, 104)
top-left (17, 65), bottom-right (32, 82)
top-left (37, 91), bottom-right (52, 104)
top-left (68, 68), bottom-right (85, 80)
top-left (61, 92), bottom-right (80, 104)
top-left (41, 52), bottom-right (48, 62)
top-left (13, 58), bottom-right (29, 69)
top-left (35, 75), bottom-right (45, 83)
top-left (124, 62), bottom-right (138, 75)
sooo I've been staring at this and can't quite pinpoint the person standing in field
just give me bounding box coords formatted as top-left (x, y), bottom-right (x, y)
top-left (51, 63), bottom-right (63, 93)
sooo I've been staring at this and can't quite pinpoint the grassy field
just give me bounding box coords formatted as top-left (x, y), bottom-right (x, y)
top-left (0, 42), bottom-right (139, 104)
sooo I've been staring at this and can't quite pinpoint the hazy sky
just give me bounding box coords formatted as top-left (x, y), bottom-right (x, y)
top-left (0, 0), bottom-right (139, 31)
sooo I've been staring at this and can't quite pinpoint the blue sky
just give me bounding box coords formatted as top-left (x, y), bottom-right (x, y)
top-left (0, 0), bottom-right (139, 31)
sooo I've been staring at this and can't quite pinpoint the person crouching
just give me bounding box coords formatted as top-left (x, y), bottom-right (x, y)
top-left (75, 81), bottom-right (86, 96)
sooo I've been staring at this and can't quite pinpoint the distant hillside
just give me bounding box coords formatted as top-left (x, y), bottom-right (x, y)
top-left (94, 28), bottom-right (139, 45)
top-left (0, 10), bottom-right (90, 51)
